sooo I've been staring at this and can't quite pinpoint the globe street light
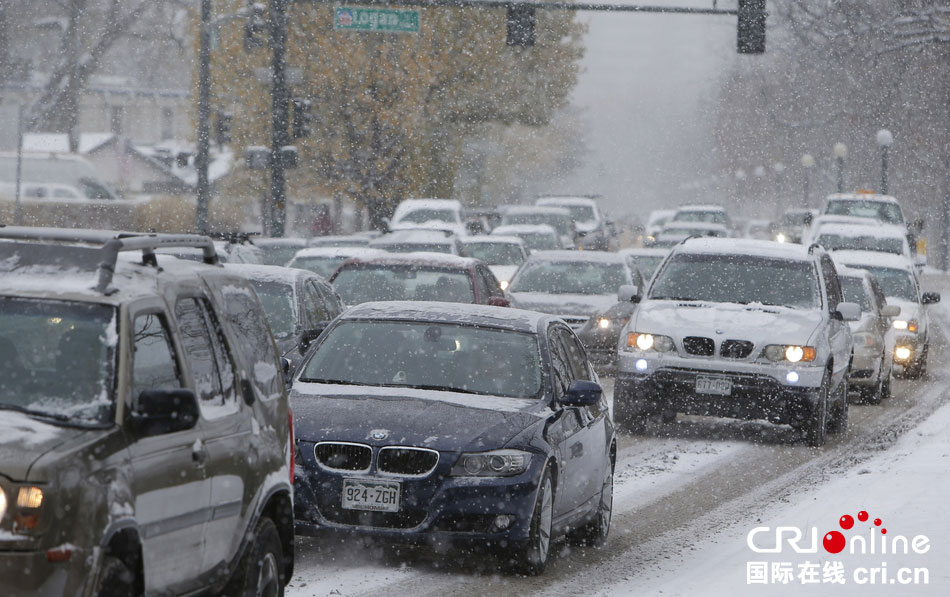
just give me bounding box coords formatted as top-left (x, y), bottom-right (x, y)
top-left (833, 142), bottom-right (848, 193)
top-left (877, 129), bottom-right (894, 195)
top-left (801, 153), bottom-right (815, 207)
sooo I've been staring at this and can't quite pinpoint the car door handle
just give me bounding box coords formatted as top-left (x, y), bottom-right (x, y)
top-left (192, 440), bottom-right (208, 465)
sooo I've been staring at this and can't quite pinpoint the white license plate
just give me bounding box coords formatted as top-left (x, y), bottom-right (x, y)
top-left (695, 376), bottom-right (733, 396)
top-left (342, 479), bottom-right (401, 513)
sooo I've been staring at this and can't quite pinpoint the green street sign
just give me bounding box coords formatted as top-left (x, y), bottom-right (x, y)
top-left (334, 7), bottom-right (420, 33)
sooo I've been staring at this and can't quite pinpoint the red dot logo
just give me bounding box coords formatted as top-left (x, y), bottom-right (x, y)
top-left (823, 531), bottom-right (847, 554)
top-left (858, 511), bottom-right (869, 522)
top-left (874, 518), bottom-right (882, 526)
top-left (881, 528), bottom-right (887, 535)
top-left (839, 514), bottom-right (854, 530)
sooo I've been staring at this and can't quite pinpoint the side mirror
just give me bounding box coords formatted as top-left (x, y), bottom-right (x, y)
top-left (881, 304), bottom-right (901, 317)
top-left (299, 324), bottom-right (328, 353)
top-left (921, 292), bottom-right (941, 305)
top-left (835, 302), bottom-right (861, 322)
top-left (131, 389), bottom-right (200, 437)
top-left (617, 284), bottom-right (641, 303)
top-left (280, 357), bottom-right (292, 378)
top-left (562, 380), bottom-right (603, 407)
top-left (488, 296), bottom-right (510, 307)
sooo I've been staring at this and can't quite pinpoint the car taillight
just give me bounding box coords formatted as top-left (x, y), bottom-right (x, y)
top-left (288, 408), bottom-right (295, 487)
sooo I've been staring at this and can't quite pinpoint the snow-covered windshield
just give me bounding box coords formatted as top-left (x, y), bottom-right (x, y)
top-left (782, 212), bottom-right (811, 226)
top-left (650, 254), bottom-right (820, 309)
top-left (248, 280), bottom-right (296, 339)
top-left (514, 232), bottom-right (560, 252)
top-left (398, 208), bottom-right (458, 224)
top-left (503, 213), bottom-right (572, 236)
top-left (259, 247), bottom-right (300, 267)
top-left (825, 200), bottom-right (903, 225)
top-left (0, 297), bottom-right (116, 425)
top-left (333, 265), bottom-right (474, 304)
top-left (562, 204), bottom-right (596, 223)
top-left (299, 321), bottom-right (542, 399)
top-left (377, 243), bottom-right (454, 254)
top-left (817, 234), bottom-right (904, 255)
top-left (463, 242), bottom-right (525, 266)
top-left (510, 261), bottom-right (628, 295)
top-left (672, 210), bottom-right (728, 225)
top-left (839, 277), bottom-right (872, 311)
top-left (289, 255), bottom-right (347, 278)
top-left (846, 266), bottom-right (917, 302)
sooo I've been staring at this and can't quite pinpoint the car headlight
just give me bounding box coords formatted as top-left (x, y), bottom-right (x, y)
top-left (776, 233), bottom-right (787, 243)
top-left (853, 332), bottom-right (879, 348)
top-left (499, 280), bottom-right (509, 291)
top-left (625, 332), bottom-right (675, 352)
top-left (0, 488), bottom-right (6, 523)
top-left (451, 449), bottom-right (532, 477)
top-left (893, 319), bottom-right (918, 333)
top-left (763, 344), bottom-right (817, 363)
top-left (895, 345), bottom-right (913, 361)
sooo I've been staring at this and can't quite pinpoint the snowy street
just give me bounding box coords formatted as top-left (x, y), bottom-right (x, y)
top-left (286, 273), bottom-right (950, 596)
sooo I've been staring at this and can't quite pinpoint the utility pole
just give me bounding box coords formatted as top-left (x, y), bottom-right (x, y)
top-left (195, 0), bottom-right (212, 234)
top-left (269, 0), bottom-right (290, 237)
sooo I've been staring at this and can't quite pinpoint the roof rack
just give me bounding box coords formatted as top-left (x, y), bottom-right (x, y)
top-left (0, 226), bottom-right (218, 294)
top-left (807, 243), bottom-right (823, 254)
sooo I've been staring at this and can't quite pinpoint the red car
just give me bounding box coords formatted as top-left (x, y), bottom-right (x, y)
top-left (329, 253), bottom-right (510, 307)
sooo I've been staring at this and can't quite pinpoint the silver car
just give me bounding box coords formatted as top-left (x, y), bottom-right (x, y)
top-left (614, 238), bottom-right (860, 447)
top-left (836, 266), bottom-right (901, 404)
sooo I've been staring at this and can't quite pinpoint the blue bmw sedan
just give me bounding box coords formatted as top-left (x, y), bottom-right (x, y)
top-left (290, 301), bottom-right (616, 574)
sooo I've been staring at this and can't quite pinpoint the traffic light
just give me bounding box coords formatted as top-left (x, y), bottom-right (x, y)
top-left (506, 5), bottom-right (535, 47)
top-left (244, 1), bottom-right (267, 51)
top-left (292, 98), bottom-right (312, 139)
top-left (737, 0), bottom-right (766, 54)
top-left (215, 111), bottom-right (233, 146)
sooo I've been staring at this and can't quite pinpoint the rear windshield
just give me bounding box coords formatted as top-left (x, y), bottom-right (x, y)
top-left (290, 255), bottom-right (346, 278)
top-left (510, 261), bottom-right (628, 295)
top-left (650, 253), bottom-right (820, 309)
top-left (839, 277), bottom-right (872, 311)
top-left (628, 255), bottom-right (665, 279)
top-left (816, 234), bottom-right (904, 255)
top-left (332, 265), bottom-right (474, 305)
top-left (463, 242), bottom-right (525, 266)
top-left (845, 265), bottom-right (917, 302)
top-left (398, 208), bottom-right (458, 224)
top-left (376, 243), bottom-right (454, 254)
top-left (672, 210), bottom-right (728, 225)
top-left (503, 213), bottom-right (572, 236)
top-left (248, 280), bottom-right (296, 339)
top-left (825, 200), bottom-right (903, 225)
top-left (0, 297), bottom-right (116, 425)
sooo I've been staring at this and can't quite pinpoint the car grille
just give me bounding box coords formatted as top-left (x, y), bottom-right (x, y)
top-left (683, 336), bottom-right (715, 356)
top-left (377, 447), bottom-right (439, 477)
top-left (720, 339), bottom-right (754, 359)
top-left (322, 508), bottom-right (427, 529)
top-left (314, 442), bottom-right (372, 472)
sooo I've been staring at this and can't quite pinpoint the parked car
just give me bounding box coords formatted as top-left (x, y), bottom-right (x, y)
top-left (813, 221), bottom-right (913, 259)
top-left (832, 250), bottom-right (940, 379)
top-left (370, 229), bottom-right (465, 255)
top-left (834, 265), bottom-right (901, 404)
top-left (288, 247), bottom-right (387, 279)
top-left (648, 221), bottom-right (729, 248)
top-left (500, 205), bottom-right (577, 249)
top-left (390, 198), bottom-right (467, 236)
top-left (506, 250), bottom-right (644, 331)
top-left (290, 301), bottom-right (615, 574)
top-left (822, 192), bottom-right (917, 253)
top-left (773, 208), bottom-right (817, 244)
top-left (253, 237), bottom-right (309, 266)
top-left (615, 238), bottom-right (859, 446)
top-left (461, 235), bottom-right (528, 290)
top-left (330, 253), bottom-right (509, 307)
top-left (490, 224), bottom-right (561, 253)
top-left (644, 209), bottom-right (677, 243)
top-left (535, 196), bottom-right (611, 251)
top-left (224, 263), bottom-right (345, 369)
top-left (669, 204), bottom-right (732, 229)
top-left (0, 227), bottom-right (293, 596)
top-left (743, 219), bottom-right (774, 241)
top-left (307, 235), bottom-right (372, 248)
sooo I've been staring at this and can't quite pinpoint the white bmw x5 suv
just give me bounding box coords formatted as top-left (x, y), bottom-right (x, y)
top-left (614, 238), bottom-right (860, 446)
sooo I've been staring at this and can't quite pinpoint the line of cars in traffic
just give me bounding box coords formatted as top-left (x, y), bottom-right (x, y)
top-left (1, 189), bottom-right (941, 593)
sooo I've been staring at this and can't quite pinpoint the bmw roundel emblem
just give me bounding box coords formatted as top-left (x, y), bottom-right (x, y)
top-left (371, 430), bottom-right (389, 441)
top-left (715, 329), bottom-right (724, 335)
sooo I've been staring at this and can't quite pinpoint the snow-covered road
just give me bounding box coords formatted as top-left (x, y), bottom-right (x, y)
top-left (285, 275), bottom-right (950, 597)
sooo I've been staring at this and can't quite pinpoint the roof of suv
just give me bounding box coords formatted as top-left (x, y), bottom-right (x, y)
top-left (676, 237), bottom-right (815, 261)
top-left (830, 249), bottom-right (915, 271)
top-left (340, 300), bottom-right (552, 333)
top-left (825, 193), bottom-right (900, 205)
top-left (335, 252), bottom-right (478, 269)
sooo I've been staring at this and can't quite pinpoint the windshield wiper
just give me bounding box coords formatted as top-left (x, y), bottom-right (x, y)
top-left (0, 403), bottom-right (103, 428)
top-left (398, 383), bottom-right (481, 395)
top-left (655, 296), bottom-right (701, 302)
top-left (296, 378), bottom-right (362, 385)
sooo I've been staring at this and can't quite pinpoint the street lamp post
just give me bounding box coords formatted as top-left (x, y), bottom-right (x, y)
top-left (801, 153), bottom-right (815, 207)
top-left (877, 129), bottom-right (893, 195)
top-left (833, 142), bottom-right (848, 194)
top-left (195, 0), bottom-right (212, 234)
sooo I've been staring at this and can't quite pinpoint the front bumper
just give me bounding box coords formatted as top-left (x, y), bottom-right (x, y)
top-left (292, 452), bottom-right (544, 546)
top-left (849, 345), bottom-right (883, 387)
top-left (615, 351), bottom-right (824, 424)
top-left (0, 548), bottom-right (88, 596)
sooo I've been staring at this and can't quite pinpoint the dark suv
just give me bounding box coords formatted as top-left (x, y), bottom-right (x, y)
top-left (0, 228), bottom-right (294, 596)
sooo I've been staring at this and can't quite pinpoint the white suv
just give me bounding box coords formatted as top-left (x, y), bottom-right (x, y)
top-left (614, 238), bottom-right (859, 446)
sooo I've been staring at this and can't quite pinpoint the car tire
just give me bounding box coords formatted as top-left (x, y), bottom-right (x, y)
top-left (94, 555), bottom-right (138, 597)
top-left (881, 371), bottom-right (892, 400)
top-left (568, 463), bottom-right (613, 548)
top-left (904, 344), bottom-right (928, 379)
top-left (861, 373), bottom-right (884, 405)
top-left (828, 377), bottom-right (849, 434)
top-left (505, 467), bottom-right (554, 576)
top-left (224, 517), bottom-right (285, 597)
top-left (800, 370), bottom-right (829, 447)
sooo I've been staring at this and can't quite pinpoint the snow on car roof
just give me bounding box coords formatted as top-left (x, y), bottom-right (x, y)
top-left (825, 193), bottom-right (899, 204)
top-left (677, 238), bottom-right (813, 260)
top-left (834, 264), bottom-right (872, 279)
top-left (461, 235), bottom-right (525, 246)
top-left (372, 229), bottom-right (457, 243)
top-left (491, 224), bottom-right (558, 235)
top-left (341, 300), bottom-right (551, 332)
top-left (661, 221), bottom-right (729, 232)
top-left (291, 247), bottom-right (387, 259)
top-left (252, 237), bottom-right (308, 248)
top-left (536, 196), bottom-right (598, 207)
top-left (341, 252), bottom-right (478, 268)
top-left (674, 204), bottom-right (727, 212)
top-left (502, 205), bottom-right (572, 215)
top-left (223, 262), bottom-right (318, 284)
top-left (814, 222), bottom-right (907, 240)
top-left (392, 198), bottom-right (462, 220)
top-left (307, 235), bottom-right (370, 246)
top-left (523, 249), bottom-right (627, 263)
top-left (619, 247), bottom-right (670, 257)
top-left (830, 249), bottom-right (915, 271)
